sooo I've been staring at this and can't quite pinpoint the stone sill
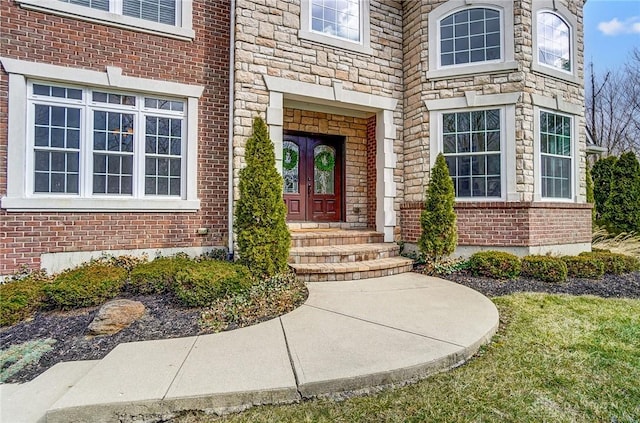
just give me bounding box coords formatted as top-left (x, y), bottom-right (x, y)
top-left (401, 201), bottom-right (593, 210)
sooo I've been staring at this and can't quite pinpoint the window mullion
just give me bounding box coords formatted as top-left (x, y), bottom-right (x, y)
top-left (83, 97), bottom-right (93, 198)
top-left (111, 0), bottom-right (123, 15)
top-left (136, 105), bottom-right (145, 198)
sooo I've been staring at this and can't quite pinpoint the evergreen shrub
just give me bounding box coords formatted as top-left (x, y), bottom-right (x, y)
top-left (592, 156), bottom-right (617, 221)
top-left (172, 260), bottom-right (253, 307)
top-left (128, 256), bottom-right (194, 294)
top-left (468, 251), bottom-right (521, 280)
top-left (580, 251), bottom-right (640, 274)
top-left (44, 264), bottom-right (127, 309)
top-left (563, 256), bottom-right (605, 279)
top-left (521, 256), bottom-right (568, 283)
top-left (0, 277), bottom-right (49, 326)
top-left (419, 153), bottom-right (457, 261)
top-left (235, 117), bottom-right (290, 277)
top-left (602, 152), bottom-right (640, 233)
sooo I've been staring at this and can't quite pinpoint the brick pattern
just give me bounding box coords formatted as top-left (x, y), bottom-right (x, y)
top-left (1, 0), bottom-right (231, 275)
top-left (283, 108), bottom-right (369, 226)
top-left (401, 202), bottom-right (592, 247)
top-left (366, 115), bottom-right (377, 228)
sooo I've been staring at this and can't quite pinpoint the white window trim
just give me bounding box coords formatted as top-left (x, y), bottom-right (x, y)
top-left (533, 106), bottom-right (579, 203)
top-left (1, 57), bottom-right (203, 212)
top-left (427, 0), bottom-right (517, 80)
top-left (15, 0), bottom-right (194, 41)
top-left (299, 0), bottom-right (373, 55)
top-left (426, 92), bottom-right (519, 202)
top-left (532, 1), bottom-right (580, 85)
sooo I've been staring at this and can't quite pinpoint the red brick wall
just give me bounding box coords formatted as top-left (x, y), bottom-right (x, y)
top-left (366, 115), bottom-right (376, 228)
top-left (401, 202), bottom-right (592, 247)
top-left (1, 0), bottom-right (231, 275)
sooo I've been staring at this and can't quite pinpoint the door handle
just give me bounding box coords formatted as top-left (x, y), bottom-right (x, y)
top-left (307, 184), bottom-right (311, 196)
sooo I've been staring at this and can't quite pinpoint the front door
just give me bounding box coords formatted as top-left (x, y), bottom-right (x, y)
top-left (283, 133), bottom-right (343, 222)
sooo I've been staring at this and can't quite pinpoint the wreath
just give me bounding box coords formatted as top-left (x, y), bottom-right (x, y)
top-left (283, 147), bottom-right (298, 170)
top-left (315, 151), bottom-right (335, 172)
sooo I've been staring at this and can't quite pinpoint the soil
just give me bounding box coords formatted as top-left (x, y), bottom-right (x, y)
top-left (2, 271), bottom-right (639, 385)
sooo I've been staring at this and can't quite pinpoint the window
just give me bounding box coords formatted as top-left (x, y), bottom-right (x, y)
top-left (537, 12), bottom-right (571, 72)
top-left (29, 83), bottom-right (186, 199)
top-left (440, 8), bottom-right (501, 67)
top-left (299, 0), bottom-right (371, 54)
top-left (540, 111), bottom-right (572, 199)
top-left (442, 109), bottom-right (502, 198)
top-left (427, 1), bottom-right (516, 80)
top-left (16, 0), bottom-right (193, 39)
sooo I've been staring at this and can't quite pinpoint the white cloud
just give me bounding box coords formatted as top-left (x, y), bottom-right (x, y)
top-left (598, 17), bottom-right (640, 35)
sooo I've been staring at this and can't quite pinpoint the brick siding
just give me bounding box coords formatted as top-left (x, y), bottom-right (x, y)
top-left (366, 116), bottom-right (376, 228)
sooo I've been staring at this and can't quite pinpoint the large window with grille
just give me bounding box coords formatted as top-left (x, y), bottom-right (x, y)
top-left (537, 11), bottom-right (571, 72)
top-left (29, 82), bottom-right (185, 198)
top-left (540, 110), bottom-right (572, 199)
top-left (58, 0), bottom-right (179, 25)
top-left (442, 109), bottom-right (502, 198)
top-left (310, 0), bottom-right (361, 42)
top-left (439, 7), bottom-right (501, 67)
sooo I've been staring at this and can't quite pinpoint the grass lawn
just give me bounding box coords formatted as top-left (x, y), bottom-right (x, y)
top-left (177, 293), bottom-right (640, 423)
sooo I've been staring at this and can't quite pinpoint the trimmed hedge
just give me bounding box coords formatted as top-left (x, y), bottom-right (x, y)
top-left (521, 256), bottom-right (567, 283)
top-left (172, 260), bottom-right (253, 307)
top-left (579, 251), bottom-right (640, 275)
top-left (128, 256), bottom-right (193, 294)
top-left (43, 264), bottom-right (127, 310)
top-left (562, 256), bottom-right (605, 279)
top-left (0, 277), bottom-right (49, 327)
top-left (468, 251), bottom-right (521, 280)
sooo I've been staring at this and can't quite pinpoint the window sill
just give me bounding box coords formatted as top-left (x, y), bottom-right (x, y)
top-left (16, 0), bottom-right (195, 41)
top-left (426, 61), bottom-right (519, 81)
top-left (298, 30), bottom-right (373, 56)
top-left (531, 63), bottom-right (580, 86)
top-left (1, 196), bottom-right (200, 212)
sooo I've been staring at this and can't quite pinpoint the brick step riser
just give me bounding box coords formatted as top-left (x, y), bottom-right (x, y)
top-left (289, 249), bottom-right (399, 264)
top-left (291, 235), bottom-right (384, 248)
top-left (296, 264), bottom-right (413, 282)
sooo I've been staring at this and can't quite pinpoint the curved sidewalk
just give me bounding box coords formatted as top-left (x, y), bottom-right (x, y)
top-left (2, 273), bottom-right (499, 423)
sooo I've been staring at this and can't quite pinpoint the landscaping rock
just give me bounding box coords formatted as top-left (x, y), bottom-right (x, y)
top-left (87, 299), bottom-right (146, 336)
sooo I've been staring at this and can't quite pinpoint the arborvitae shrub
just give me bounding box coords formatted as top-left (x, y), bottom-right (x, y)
top-left (468, 251), bottom-right (521, 280)
top-left (235, 117), bottom-right (290, 277)
top-left (128, 256), bottom-right (194, 294)
top-left (580, 251), bottom-right (640, 274)
top-left (0, 277), bottom-right (49, 326)
top-left (521, 256), bottom-right (568, 283)
top-left (602, 152), bottom-right (640, 233)
top-left (562, 256), bottom-right (605, 279)
top-left (419, 153), bottom-right (457, 261)
top-left (592, 156), bottom-right (617, 221)
top-left (586, 165), bottom-right (595, 222)
top-left (172, 260), bottom-right (252, 307)
top-left (44, 264), bottom-right (127, 309)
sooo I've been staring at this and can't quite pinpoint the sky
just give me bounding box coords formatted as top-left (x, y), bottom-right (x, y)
top-left (584, 0), bottom-right (640, 77)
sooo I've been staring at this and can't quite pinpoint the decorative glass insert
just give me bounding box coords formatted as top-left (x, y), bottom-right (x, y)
top-left (93, 91), bottom-right (136, 106)
top-left (283, 140), bottom-right (300, 194)
top-left (145, 116), bottom-right (182, 196)
top-left (440, 8), bottom-right (501, 66)
top-left (311, 0), bottom-right (361, 42)
top-left (540, 111), bottom-right (572, 198)
top-left (92, 111), bottom-right (135, 194)
top-left (123, 0), bottom-right (176, 25)
top-left (314, 145), bottom-right (335, 195)
top-left (443, 109), bottom-right (501, 198)
top-left (33, 104), bottom-right (81, 193)
top-left (59, 0), bottom-right (109, 11)
top-left (537, 12), bottom-right (571, 72)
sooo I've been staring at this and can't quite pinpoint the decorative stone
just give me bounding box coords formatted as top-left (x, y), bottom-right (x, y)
top-left (87, 299), bottom-right (146, 336)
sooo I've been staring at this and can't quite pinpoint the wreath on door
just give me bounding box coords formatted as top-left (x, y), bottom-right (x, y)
top-left (314, 151), bottom-right (335, 172)
top-left (283, 147), bottom-right (298, 170)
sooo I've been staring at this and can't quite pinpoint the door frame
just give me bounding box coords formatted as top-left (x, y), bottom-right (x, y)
top-left (283, 130), bottom-right (346, 222)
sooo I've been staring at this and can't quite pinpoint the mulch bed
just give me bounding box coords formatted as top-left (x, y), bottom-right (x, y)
top-left (2, 271), bottom-right (639, 385)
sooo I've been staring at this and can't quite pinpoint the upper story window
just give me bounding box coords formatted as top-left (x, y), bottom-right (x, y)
top-left (440, 8), bottom-right (501, 67)
top-left (311, 0), bottom-right (361, 43)
top-left (16, 0), bottom-right (193, 40)
top-left (299, 0), bottom-right (372, 55)
top-left (537, 11), bottom-right (571, 72)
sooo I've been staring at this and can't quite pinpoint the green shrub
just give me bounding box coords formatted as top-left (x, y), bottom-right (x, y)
top-left (521, 256), bottom-right (568, 283)
top-left (592, 156), bottom-right (617, 221)
top-left (562, 256), bottom-right (605, 279)
top-left (128, 256), bottom-right (194, 294)
top-left (0, 277), bottom-right (49, 326)
top-left (235, 116), bottom-right (290, 277)
top-left (602, 152), bottom-right (640, 233)
top-left (468, 251), bottom-right (521, 280)
top-left (419, 153), bottom-right (457, 261)
top-left (586, 165), bottom-right (595, 222)
top-left (580, 251), bottom-right (640, 274)
top-left (172, 260), bottom-right (253, 307)
top-left (44, 264), bottom-right (127, 309)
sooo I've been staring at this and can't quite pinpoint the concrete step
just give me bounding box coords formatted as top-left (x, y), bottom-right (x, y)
top-left (289, 243), bottom-right (400, 264)
top-left (1, 360), bottom-right (99, 423)
top-left (290, 257), bottom-right (414, 282)
top-left (290, 230), bottom-right (384, 247)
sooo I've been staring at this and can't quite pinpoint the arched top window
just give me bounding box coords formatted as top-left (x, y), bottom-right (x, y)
top-left (537, 11), bottom-right (571, 72)
top-left (439, 7), bottom-right (501, 67)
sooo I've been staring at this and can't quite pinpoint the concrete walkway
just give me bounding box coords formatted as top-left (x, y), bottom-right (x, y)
top-left (1, 273), bottom-right (499, 423)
